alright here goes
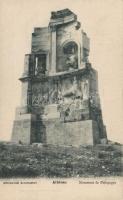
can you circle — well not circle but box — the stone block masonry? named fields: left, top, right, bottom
left=12, top=8, right=107, bottom=146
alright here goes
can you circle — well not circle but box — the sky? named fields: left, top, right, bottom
left=0, top=0, right=123, bottom=143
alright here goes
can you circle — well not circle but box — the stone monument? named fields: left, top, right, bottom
left=11, top=9, right=107, bottom=146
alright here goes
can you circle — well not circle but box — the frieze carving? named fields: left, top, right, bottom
left=58, top=98, right=89, bottom=122
left=62, top=77, right=81, bottom=99
left=32, top=83, right=49, bottom=106
left=31, top=77, right=90, bottom=108
left=32, top=94, right=48, bottom=106
left=49, top=84, right=58, bottom=104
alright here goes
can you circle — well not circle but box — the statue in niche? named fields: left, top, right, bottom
left=63, top=42, right=78, bottom=71
left=66, top=54, right=78, bottom=70
left=81, top=80, right=89, bottom=100
left=35, top=54, right=46, bottom=75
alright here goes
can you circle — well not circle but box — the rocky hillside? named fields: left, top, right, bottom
left=0, top=142, right=122, bottom=178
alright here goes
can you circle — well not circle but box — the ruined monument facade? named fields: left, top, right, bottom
left=12, top=9, right=107, bottom=146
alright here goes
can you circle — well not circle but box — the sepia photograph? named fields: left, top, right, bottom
left=0, top=0, right=123, bottom=199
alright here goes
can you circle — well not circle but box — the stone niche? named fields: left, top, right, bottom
left=11, top=9, right=107, bottom=146
left=57, top=41, right=78, bottom=72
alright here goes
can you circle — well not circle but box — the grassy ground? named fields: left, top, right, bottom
left=0, top=142, right=122, bottom=178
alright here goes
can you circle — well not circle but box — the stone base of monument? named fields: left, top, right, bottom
left=42, top=104, right=60, bottom=119
left=11, top=113, right=37, bottom=144
left=42, top=119, right=100, bottom=146
left=12, top=113, right=100, bottom=145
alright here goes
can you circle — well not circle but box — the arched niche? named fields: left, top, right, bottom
left=56, top=41, right=79, bottom=72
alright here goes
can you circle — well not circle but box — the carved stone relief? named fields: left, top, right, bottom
left=32, top=83, right=49, bottom=106
left=31, top=76, right=90, bottom=119
left=35, top=54, right=46, bottom=76
left=63, top=42, right=78, bottom=71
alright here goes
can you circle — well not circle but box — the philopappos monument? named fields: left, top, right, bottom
left=12, top=9, right=107, bottom=146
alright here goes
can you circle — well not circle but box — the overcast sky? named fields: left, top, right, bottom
left=0, top=0, right=123, bottom=143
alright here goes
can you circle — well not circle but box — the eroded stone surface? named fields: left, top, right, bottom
left=12, top=9, right=107, bottom=145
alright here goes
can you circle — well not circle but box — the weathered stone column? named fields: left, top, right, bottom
left=46, top=52, right=49, bottom=75
left=50, top=26, right=56, bottom=74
